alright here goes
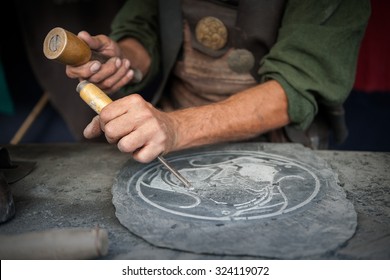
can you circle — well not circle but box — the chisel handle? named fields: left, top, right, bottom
left=43, top=27, right=143, bottom=83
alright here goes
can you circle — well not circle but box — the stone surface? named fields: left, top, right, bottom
left=1, top=143, right=388, bottom=259
left=112, top=143, right=357, bottom=259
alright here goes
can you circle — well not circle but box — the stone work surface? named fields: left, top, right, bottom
left=2, top=143, right=387, bottom=259
left=316, top=150, right=390, bottom=259
left=112, top=143, right=357, bottom=259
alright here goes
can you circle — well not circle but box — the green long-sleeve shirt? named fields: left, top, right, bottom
left=110, top=0, right=370, bottom=130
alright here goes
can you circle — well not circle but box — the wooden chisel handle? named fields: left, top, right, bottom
left=43, top=27, right=143, bottom=83
left=76, top=80, right=113, bottom=114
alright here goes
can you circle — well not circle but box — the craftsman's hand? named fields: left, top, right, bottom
left=83, top=94, right=178, bottom=163
left=84, top=81, right=290, bottom=163
left=65, top=31, right=135, bottom=94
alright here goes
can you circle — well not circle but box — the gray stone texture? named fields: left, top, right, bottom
left=0, top=143, right=388, bottom=259
left=112, top=143, right=357, bottom=259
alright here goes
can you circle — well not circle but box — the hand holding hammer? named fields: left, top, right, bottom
left=43, top=27, right=143, bottom=94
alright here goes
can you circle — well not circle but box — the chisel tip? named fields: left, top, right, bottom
left=157, top=156, right=192, bottom=188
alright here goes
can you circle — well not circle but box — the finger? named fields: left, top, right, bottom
left=88, top=57, right=121, bottom=84
left=99, top=99, right=130, bottom=126
left=118, top=137, right=163, bottom=164
left=116, top=129, right=146, bottom=155
left=102, top=68, right=135, bottom=94
left=118, top=119, right=167, bottom=163
left=99, top=94, right=145, bottom=124
left=98, top=59, right=132, bottom=93
left=66, top=61, right=101, bottom=79
left=77, top=31, right=104, bottom=51
left=83, top=116, right=102, bottom=139
left=132, top=143, right=162, bottom=163
left=103, top=114, right=136, bottom=144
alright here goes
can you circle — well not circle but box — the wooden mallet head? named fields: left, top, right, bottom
left=43, top=27, right=92, bottom=66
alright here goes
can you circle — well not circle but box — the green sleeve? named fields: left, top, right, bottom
left=109, top=0, right=160, bottom=95
left=258, top=0, right=370, bottom=130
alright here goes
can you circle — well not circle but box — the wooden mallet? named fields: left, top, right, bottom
left=43, top=27, right=143, bottom=83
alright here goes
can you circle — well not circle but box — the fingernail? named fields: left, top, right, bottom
left=127, top=69, right=134, bottom=78
left=124, top=59, right=130, bottom=69
left=90, top=63, right=101, bottom=73
left=115, top=58, right=122, bottom=68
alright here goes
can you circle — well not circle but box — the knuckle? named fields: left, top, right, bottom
left=129, top=93, right=144, bottom=104
left=147, top=118, right=159, bottom=131
left=133, top=152, right=152, bottom=164
left=157, top=132, right=168, bottom=145
left=99, top=109, right=109, bottom=123
left=101, top=79, right=114, bottom=89
left=117, top=141, right=133, bottom=154
left=103, top=123, right=115, bottom=138
left=88, top=75, right=102, bottom=84
left=106, top=59, right=118, bottom=72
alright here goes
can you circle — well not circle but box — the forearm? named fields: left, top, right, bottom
left=169, top=80, right=290, bottom=151
left=118, top=38, right=151, bottom=77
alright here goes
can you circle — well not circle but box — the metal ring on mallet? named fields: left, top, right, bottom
left=76, top=81, right=192, bottom=188
left=43, top=27, right=143, bottom=83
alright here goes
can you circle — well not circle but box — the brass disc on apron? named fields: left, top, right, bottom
left=195, top=16, right=228, bottom=50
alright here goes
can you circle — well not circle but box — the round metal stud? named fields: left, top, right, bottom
left=195, top=16, right=228, bottom=51
left=227, top=49, right=255, bottom=73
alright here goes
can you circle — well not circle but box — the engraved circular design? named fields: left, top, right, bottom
left=195, top=16, right=228, bottom=51
left=112, top=143, right=357, bottom=258
left=130, top=151, right=320, bottom=221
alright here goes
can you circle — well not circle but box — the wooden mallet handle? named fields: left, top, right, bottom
left=0, top=227, right=109, bottom=259
left=43, top=27, right=143, bottom=83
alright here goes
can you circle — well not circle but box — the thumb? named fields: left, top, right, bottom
left=83, top=115, right=103, bottom=139
left=77, top=31, right=104, bottom=52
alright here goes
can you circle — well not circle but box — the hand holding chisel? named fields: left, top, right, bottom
left=76, top=81, right=191, bottom=187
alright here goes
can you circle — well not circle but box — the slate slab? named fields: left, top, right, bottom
left=113, top=143, right=357, bottom=259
